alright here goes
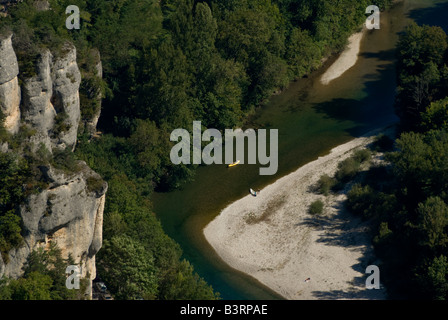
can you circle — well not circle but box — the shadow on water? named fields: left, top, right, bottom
left=312, top=48, right=399, bottom=137
left=408, top=1, right=448, bottom=32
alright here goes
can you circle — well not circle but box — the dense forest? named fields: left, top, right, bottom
left=0, top=0, right=393, bottom=299
left=345, top=22, right=448, bottom=300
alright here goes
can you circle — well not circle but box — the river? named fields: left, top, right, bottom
left=152, top=0, right=448, bottom=300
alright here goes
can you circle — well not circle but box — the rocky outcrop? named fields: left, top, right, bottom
left=0, top=32, right=106, bottom=298
left=51, top=43, right=82, bottom=150
left=1, top=162, right=107, bottom=295
left=21, top=43, right=81, bottom=152
left=0, top=33, right=21, bottom=134
left=21, top=49, right=56, bottom=152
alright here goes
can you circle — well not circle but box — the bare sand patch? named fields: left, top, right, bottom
left=320, top=29, right=366, bottom=85
left=204, top=130, right=390, bottom=300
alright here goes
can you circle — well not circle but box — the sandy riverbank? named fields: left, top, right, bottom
left=204, top=130, right=390, bottom=300
left=320, top=29, right=366, bottom=85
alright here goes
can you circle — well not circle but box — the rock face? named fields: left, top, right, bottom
left=0, top=32, right=106, bottom=298
left=21, top=43, right=81, bottom=152
left=2, top=163, right=107, bottom=295
left=21, top=49, right=56, bottom=151
left=51, top=43, right=82, bottom=150
left=0, top=33, right=21, bottom=134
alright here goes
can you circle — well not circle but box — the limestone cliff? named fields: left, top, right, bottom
left=2, top=163, right=107, bottom=295
left=0, top=33, right=107, bottom=298
left=21, top=42, right=82, bottom=153
left=0, top=33, right=20, bottom=134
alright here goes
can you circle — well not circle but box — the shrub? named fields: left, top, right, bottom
left=53, top=112, right=71, bottom=135
left=86, top=175, right=105, bottom=194
left=353, top=148, right=371, bottom=164
left=51, top=148, right=80, bottom=173
left=308, top=199, right=324, bottom=215
left=0, top=109, right=8, bottom=143
left=335, top=157, right=361, bottom=183
left=372, top=134, right=394, bottom=152
left=373, top=222, right=393, bottom=246
left=35, top=143, right=52, bottom=165
left=317, top=174, right=336, bottom=196
left=346, top=183, right=375, bottom=216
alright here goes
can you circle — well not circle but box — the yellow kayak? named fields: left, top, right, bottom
left=228, top=160, right=240, bottom=168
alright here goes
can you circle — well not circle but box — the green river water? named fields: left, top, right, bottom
left=152, top=0, right=448, bottom=300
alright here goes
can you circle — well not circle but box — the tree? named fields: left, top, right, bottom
left=7, top=272, right=53, bottom=300
left=286, top=27, right=321, bottom=78
left=395, top=23, right=448, bottom=129
left=159, top=260, right=220, bottom=300
left=388, top=130, right=448, bottom=207
left=0, top=152, right=30, bottom=262
left=417, top=197, right=448, bottom=250
left=421, top=97, right=448, bottom=131
left=129, top=119, right=165, bottom=179
left=22, top=243, right=87, bottom=300
left=0, top=243, right=88, bottom=300
left=419, top=255, right=448, bottom=300
left=97, top=235, right=158, bottom=300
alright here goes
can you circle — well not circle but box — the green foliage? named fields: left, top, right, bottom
left=372, top=134, right=394, bottom=152
left=76, top=137, right=219, bottom=300
left=286, top=27, right=321, bottom=78
left=308, top=199, right=324, bottom=215
left=97, top=235, right=158, bottom=300
left=419, top=255, right=448, bottom=300
left=2, top=272, right=53, bottom=300
left=35, top=143, right=52, bottom=165
left=128, top=119, right=165, bottom=179
left=347, top=129, right=448, bottom=299
left=0, top=152, right=31, bottom=262
left=416, top=197, right=448, bottom=250
left=335, top=157, right=361, bottom=183
left=316, top=174, right=335, bottom=196
left=4, top=0, right=392, bottom=301
left=0, top=243, right=88, bottom=300
left=159, top=259, right=218, bottom=300
left=0, top=212, right=23, bottom=263
left=0, top=110, right=8, bottom=143
left=53, top=112, right=71, bottom=135
left=346, top=24, right=448, bottom=296
left=395, top=23, right=448, bottom=130
left=387, top=130, right=448, bottom=205
left=352, top=149, right=371, bottom=164
left=79, top=74, right=103, bottom=122
left=421, top=97, right=448, bottom=132
left=373, top=222, right=393, bottom=247
left=51, top=147, right=80, bottom=174
left=85, top=175, right=105, bottom=195
left=331, top=148, right=372, bottom=190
